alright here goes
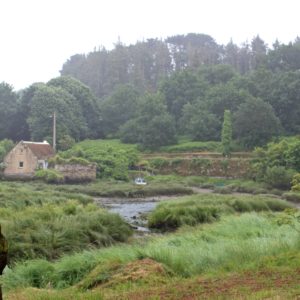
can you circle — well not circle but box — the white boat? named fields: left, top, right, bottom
left=134, top=177, right=147, bottom=185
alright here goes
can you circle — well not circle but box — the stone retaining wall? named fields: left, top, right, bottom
left=55, top=164, right=97, bottom=182
left=150, top=158, right=251, bottom=178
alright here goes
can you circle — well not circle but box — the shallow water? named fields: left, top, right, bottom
left=107, top=202, right=157, bottom=232
left=94, top=196, right=174, bottom=232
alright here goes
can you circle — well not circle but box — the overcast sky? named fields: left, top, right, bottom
left=1, top=0, right=299, bottom=90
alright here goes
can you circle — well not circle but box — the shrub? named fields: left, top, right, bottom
left=264, top=166, right=296, bottom=189
left=291, top=173, right=300, bottom=192
left=60, top=140, right=138, bottom=181
left=149, top=158, right=169, bottom=169
left=35, top=169, right=64, bottom=184
left=283, top=192, right=300, bottom=203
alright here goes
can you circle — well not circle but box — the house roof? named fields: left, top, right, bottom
left=22, top=141, right=55, bottom=159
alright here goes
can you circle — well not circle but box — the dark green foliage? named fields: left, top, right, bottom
left=120, top=93, right=176, bottom=150
left=35, top=169, right=65, bottom=184
left=0, top=139, right=14, bottom=161
left=60, top=140, right=138, bottom=180
left=291, top=173, right=300, bottom=192
left=264, top=166, right=296, bottom=189
left=57, top=135, right=75, bottom=151
left=233, top=97, right=281, bottom=148
left=48, top=76, right=102, bottom=139
left=49, top=155, right=90, bottom=166
left=0, top=83, right=18, bottom=140
left=221, top=110, right=232, bottom=156
left=100, top=85, right=140, bottom=136
left=180, top=102, right=221, bottom=141
left=159, top=70, right=207, bottom=123
left=28, top=84, right=88, bottom=141
left=252, top=137, right=300, bottom=181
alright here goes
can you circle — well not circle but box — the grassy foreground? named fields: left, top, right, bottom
left=3, top=212, right=300, bottom=299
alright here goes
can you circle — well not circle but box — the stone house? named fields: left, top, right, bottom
left=3, top=141, right=55, bottom=178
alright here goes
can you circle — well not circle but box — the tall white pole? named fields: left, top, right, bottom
left=53, top=111, right=56, bottom=152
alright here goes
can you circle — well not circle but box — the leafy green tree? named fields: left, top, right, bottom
left=48, top=76, right=102, bottom=138
left=120, top=93, right=176, bottom=149
left=180, top=102, right=220, bottom=141
left=14, top=83, right=44, bottom=141
left=57, top=135, right=76, bottom=151
left=205, top=83, right=249, bottom=120
left=199, top=65, right=237, bottom=85
left=267, top=71, right=300, bottom=134
left=0, top=139, right=14, bottom=161
left=0, top=82, right=18, bottom=140
left=27, top=84, right=87, bottom=141
left=100, top=85, right=140, bottom=136
left=159, top=70, right=207, bottom=124
left=233, top=97, right=281, bottom=148
left=221, top=110, right=232, bottom=156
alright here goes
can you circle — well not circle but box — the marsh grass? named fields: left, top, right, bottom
left=1, top=200, right=132, bottom=262
left=148, top=194, right=293, bottom=230
left=0, top=181, right=93, bottom=209
left=53, top=179, right=193, bottom=198
left=3, top=213, right=300, bottom=291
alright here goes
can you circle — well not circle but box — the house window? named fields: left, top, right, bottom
left=19, top=162, right=24, bottom=168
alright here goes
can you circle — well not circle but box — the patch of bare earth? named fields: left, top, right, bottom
left=113, top=268, right=300, bottom=300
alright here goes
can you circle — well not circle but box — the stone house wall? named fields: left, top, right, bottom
left=4, top=143, right=38, bottom=178
left=55, top=164, right=97, bottom=182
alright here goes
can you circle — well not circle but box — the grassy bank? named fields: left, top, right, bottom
left=3, top=212, right=300, bottom=298
left=148, top=193, right=293, bottom=230
left=53, top=179, right=194, bottom=198
left=0, top=181, right=93, bottom=209
left=1, top=200, right=132, bottom=262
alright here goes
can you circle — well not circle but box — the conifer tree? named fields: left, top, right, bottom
left=221, top=110, right=232, bottom=156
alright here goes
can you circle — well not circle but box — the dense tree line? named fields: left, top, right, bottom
left=0, top=33, right=300, bottom=150
left=61, top=33, right=300, bottom=98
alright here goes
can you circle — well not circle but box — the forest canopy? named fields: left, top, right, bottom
left=1, top=33, right=300, bottom=150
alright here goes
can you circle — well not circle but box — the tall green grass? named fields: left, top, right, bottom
left=3, top=212, right=300, bottom=290
left=148, top=194, right=293, bottom=230
left=53, top=179, right=193, bottom=198
left=1, top=200, right=132, bottom=262
left=159, top=141, right=222, bottom=152
left=0, top=181, right=93, bottom=209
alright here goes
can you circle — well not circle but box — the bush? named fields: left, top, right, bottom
left=60, top=140, right=138, bottom=181
left=35, top=169, right=64, bottom=184
left=264, top=166, right=296, bottom=189
left=283, top=192, right=300, bottom=203
left=291, top=173, right=300, bottom=192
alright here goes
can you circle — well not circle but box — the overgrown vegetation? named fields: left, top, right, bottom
left=2, top=201, right=132, bottom=261
left=3, top=212, right=300, bottom=293
left=148, top=194, right=293, bottom=230
left=0, top=181, right=132, bottom=261
left=59, top=139, right=139, bottom=180
left=252, top=137, right=300, bottom=188
left=35, top=169, right=64, bottom=184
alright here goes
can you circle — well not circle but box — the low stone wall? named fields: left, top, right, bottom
left=55, top=164, right=97, bottom=182
left=149, top=158, right=251, bottom=178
